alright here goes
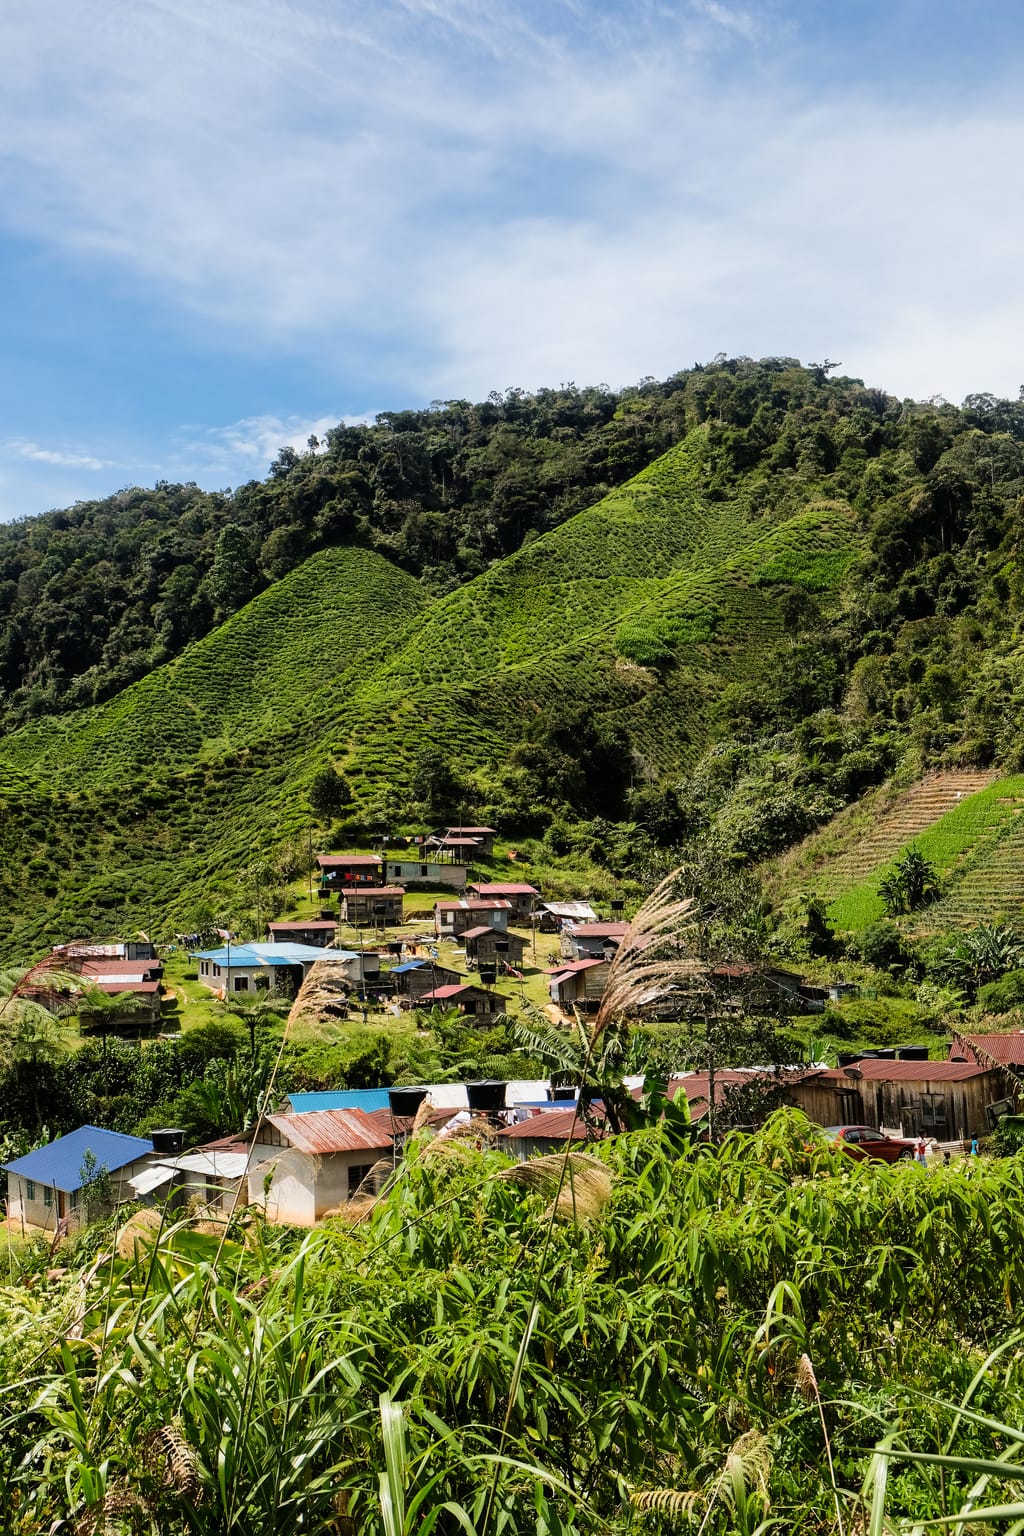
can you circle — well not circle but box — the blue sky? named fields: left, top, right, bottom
left=2, top=0, right=1023, bottom=521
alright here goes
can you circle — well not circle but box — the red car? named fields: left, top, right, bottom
left=824, top=1125, right=919, bottom=1162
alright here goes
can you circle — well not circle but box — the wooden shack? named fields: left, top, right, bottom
left=388, top=959, right=464, bottom=1003
left=462, top=927, right=527, bottom=967
left=548, top=958, right=610, bottom=1012
left=785, top=1059, right=1001, bottom=1140
left=343, top=886, right=405, bottom=925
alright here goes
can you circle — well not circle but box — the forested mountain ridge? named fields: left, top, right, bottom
left=4, top=356, right=1024, bottom=953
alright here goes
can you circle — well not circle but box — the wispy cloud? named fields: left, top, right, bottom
left=172, top=413, right=350, bottom=482
left=7, top=441, right=109, bottom=471
left=1, top=0, right=1024, bottom=524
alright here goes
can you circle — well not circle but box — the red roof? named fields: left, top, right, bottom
left=499, top=1107, right=606, bottom=1142
left=420, top=984, right=494, bottom=1003
left=569, top=922, right=629, bottom=938
left=445, top=827, right=496, bottom=836
left=317, top=855, right=382, bottom=868
left=461, top=925, right=499, bottom=940
left=345, top=886, right=405, bottom=897
left=958, top=1033, right=1024, bottom=1066
left=436, top=899, right=513, bottom=911
left=469, top=883, right=539, bottom=897
left=549, top=958, right=606, bottom=975
left=80, top=958, right=158, bottom=976
left=265, top=1108, right=393, bottom=1154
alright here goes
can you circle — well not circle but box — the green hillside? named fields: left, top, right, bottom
left=0, top=426, right=862, bottom=954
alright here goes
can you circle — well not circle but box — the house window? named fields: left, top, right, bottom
left=234, top=976, right=250, bottom=992
left=421, top=865, right=428, bottom=876
left=213, top=964, right=221, bottom=977
left=25, top=1179, right=35, bottom=1201
left=348, top=1164, right=373, bottom=1196
left=920, top=1093, right=947, bottom=1132
left=43, top=1187, right=53, bottom=1208
left=200, top=960, right=209, bottom=976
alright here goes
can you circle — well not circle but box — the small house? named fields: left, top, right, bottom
left=266, top=920, right=338, bottom=947
left=192, top=942, right=352, bottom=998
left=129, top=1142, right=251, bottom=1214
left=561, top=921, right=629, bottom=961
left=497, top=1106, right=607, bottom=1162
left=785, top=1058, right=1001, bottom=1140
left=385, top=858, right=469, bottom=891
left=388, top=958, right=464, bottom=1003
left=462, top=927, right=527, bottom=968
left=248, top=1109, right=394, bottom=1224
left=418, top=983, right=505, bottom=1018
left=342, top=886, right=405, bottom=926
left=2, top=1125, right=156, bottom=1232
left=549, top=958, right=610, bottom=1011
left=537, top=900, right=599, bottom=933
left=467, top=883, right=539, bottom=921
left=316, top=854, right=385, bottom=892
left=426, top=835, right=486, bottom=865
left=435, top=899, right=512, bottom=937
left=440, top=826, right=497, bottom=857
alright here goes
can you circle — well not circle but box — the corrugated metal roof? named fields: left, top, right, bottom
left=959, top=1033, right=1024, bottom=1066
left=436, top=899, right=513, bottom=911
left=90, top=980, right=160, bottom=994
left=542, top=902, right=598, bottom=921
left=173, top=1151, right=251, bottom=1179
left=2, top=1125, right=153, bottom=1192
left=469, top=883, right=539, bottom=896
left=818, top=1060, right=992, bottom=1082
left=499, top=1107, right=606, bottom=1142
left=345, top=886, right=406, bottom=897
left=286, top=1088, right=392, bottom=1114
left=568, top=922, right=629, bottom=937
left=317, top=855, right=382, bottom=867
left=129, top=1164, right=176, bottom=1196
left=193, top=942, right=355, bottom=966
left=266, top=1108, right=394, bottom=1154
left=268, top=921, right=338, bottom=931
left=549, top=958, right=606, bottom=975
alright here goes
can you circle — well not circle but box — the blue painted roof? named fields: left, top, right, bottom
left=192, top=942, right=357, bottom=966
left=285, top=1089, right=392, bottom=1114
left=2, top=1125, right=154, bottom=1193
left=390, top=960, right=427, bottom=974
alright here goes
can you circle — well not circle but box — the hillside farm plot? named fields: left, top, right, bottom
left=825, top=775, right=1024, bottom=931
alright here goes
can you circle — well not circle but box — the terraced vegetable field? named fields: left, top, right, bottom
left=776, top=772, right=1024, bottom=932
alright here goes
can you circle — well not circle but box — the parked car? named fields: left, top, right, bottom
left=823, top=1124, right=918, bottom=1162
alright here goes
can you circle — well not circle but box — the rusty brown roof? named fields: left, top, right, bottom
left=345, top=885, right=406, bottom=897
left=957, top=1033, right=1024, bottom=1066
left=569, top=922, right=629, bottom=937
left=468, top=883, right=540, bottom=896
left=817, top=1059, right=992, bottom=1082
left=499, top=1107, right=606, bottom=1141
left=267, top=1108, right=394, bottom=1154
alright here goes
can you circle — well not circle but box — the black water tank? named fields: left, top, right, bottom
left=898, top=1045, right=930, bottom=1061
left=388, top=1087, right=429, bottom=1118
left=150, top=1127, right=185, bottom=1156
left=875, top=1048, right=897, bottom=1060
left=466, top=1080, right=507, bottom=1113
left=549, top=1083, right=577, bottom=1101
left=836, top=1052, right=862, bottom=1068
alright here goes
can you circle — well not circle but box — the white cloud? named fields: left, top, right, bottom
left=171, top=413, right=347, bottom=482
left=0, top=0, right=1022, bottom=447
left=7, top=441, right=109, bottom=471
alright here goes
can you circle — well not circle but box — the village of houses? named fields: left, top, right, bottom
left=4, top=823, right=1021, bottom=1236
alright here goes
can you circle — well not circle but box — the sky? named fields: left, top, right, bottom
left=1, top=0, right=1023, bottom=521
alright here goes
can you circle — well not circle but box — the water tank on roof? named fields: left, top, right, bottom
left=150, top=1128, right=185, bottom=1156
left=875, top=1048, right=897, bottom=1060
left=549, top=1083, right=577, bottom=1101
left=899, top=1045, right=930, bottom=1061
left=836, top=1052, right=862, bottom=1068
left=466, top=1080, right=507, bottom=1114
left=388, top=1087, right=429, bottom=1118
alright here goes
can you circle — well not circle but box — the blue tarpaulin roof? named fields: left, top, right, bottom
left=2, top=1125, right=154, bottom=1193
left=285, top=1089, right=393, bottom=1114
left=389, top=961, right=428, bottom=974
